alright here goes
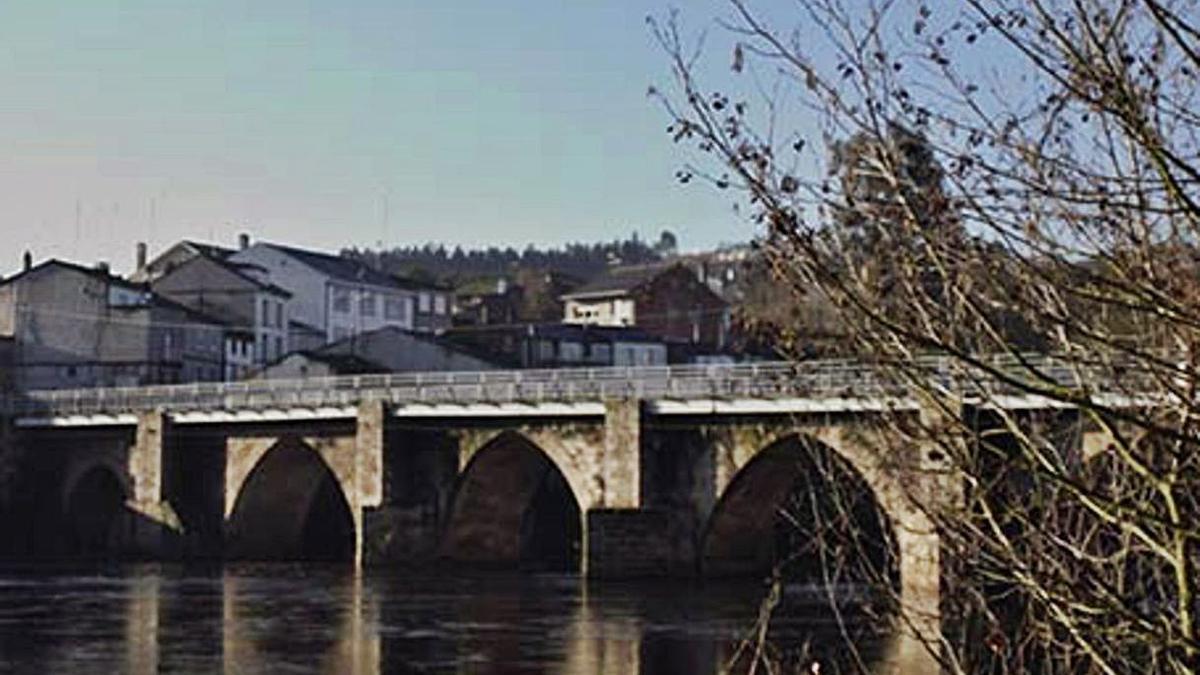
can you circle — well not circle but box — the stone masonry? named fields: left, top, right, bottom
left=7, top=395, right=956, bottom=638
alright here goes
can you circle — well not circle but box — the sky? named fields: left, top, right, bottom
left=0, top=0, right=749, bottom=275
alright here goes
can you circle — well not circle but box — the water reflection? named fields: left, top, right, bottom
left=0, top=566, right=934, bottom=674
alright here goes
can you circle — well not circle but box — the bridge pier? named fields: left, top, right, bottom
left=353, top=400, right=386, bottom=569
left=586, top=399, right=677, bottom=577
left=127, top=410, right=182, bottom=556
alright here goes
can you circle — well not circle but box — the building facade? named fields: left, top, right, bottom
left=149, top=252, right=291, bottom=368
left=561, top=263, right=732, bottom=350
left=228, top=240, right=452, bottom=344
left=453, top=277, right=524, bottom=327
left=0, top=259, right=226, bottom=389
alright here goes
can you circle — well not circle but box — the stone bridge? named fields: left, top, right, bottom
left=0, top=358, right=1100, bottom=634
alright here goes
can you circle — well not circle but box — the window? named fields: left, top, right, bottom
left=332, top=287, right=351, bottom=314
left=418, top=292, right=431, bottom=313
left=275, top=336, right=283, bottom=358
left=592, top=344, right=611, bottom=363
left=275, top=302, right=283, bottom=328
left=433, top=294, right=447, bottom=315
left=560, top=341, right=583, bottom=362
left=384, top=296, right=408, bottom=322
left=262, top=298, right=272, bottom=327
left=360, top=291, right=376, bottom=317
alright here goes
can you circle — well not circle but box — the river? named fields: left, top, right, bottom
left=0, top=564, right=936, bottom=674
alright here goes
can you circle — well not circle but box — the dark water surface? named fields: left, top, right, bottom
left=0, top=565, right=931, bottom=674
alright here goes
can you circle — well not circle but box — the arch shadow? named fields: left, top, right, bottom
left=701, top=434, right=900, bottom=593
left=226, top=438, right=355, bottom=561
left=64, top=464, right=129, bottom=556
left=440, top=432, right=583, bottom=571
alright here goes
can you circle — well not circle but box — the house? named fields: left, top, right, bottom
left=147, top=246, right=292, bottom=369
left=227, top=236, right=452, bottom=344
left=453, top=276, right=524, bottom=326
left=0, top=258, right=227, bottom=389
left=561, top=263, right=731, bottom=350
left=453, top=270, right=583, bottom=326
left=130, top=238, right=237, bottom=283
left=443, top=323, right=668, bottom=369
left=257, top=325, right=500, bottom=379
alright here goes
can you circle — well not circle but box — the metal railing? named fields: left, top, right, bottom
left=0, top=354, right=1099, bottom=419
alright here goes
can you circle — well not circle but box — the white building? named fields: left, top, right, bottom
left=227, top=238, right=451, bottom=345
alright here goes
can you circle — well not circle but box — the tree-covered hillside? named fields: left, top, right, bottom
left=342, top=231, right=678, bottom=285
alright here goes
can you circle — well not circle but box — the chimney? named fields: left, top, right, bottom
left=95, top=261, right=110, bottom=275
left=22, top=251, right=32, bottom=272
left=238, top=233, right=250, bottom=250
left=135, top=242, right=148, bottom=273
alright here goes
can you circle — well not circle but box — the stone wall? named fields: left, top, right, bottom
left=586, top=509, right=673, bottom=577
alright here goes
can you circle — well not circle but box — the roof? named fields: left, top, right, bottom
left=182, top=240, right=235, bottom=260
left=315, top=324, right=501, bottom=363
left=162, top=253, right=291, bottom=298
left=529, top=323, right=665, bottom=344
left=288, top=319, right=325, bottom=335
left=262, top=324, right=502, bottom=375
left=446, top=322, right=665, bottom=345
left=259, top=243, right=446, bottom=292
left=560, top=263, right=673, bottom=300
left=281, top=351, right=386, bottom=374
left=1, top=258, right=145, bottom=289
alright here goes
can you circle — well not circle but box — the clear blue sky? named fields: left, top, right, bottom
left=0, top=0, right=746, bottom=274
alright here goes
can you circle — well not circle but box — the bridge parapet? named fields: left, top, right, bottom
left=2, top=354, right=1096, bottom=423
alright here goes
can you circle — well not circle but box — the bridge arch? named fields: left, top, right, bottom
left=441, top=431, right=585, bottom=570
left=63, top=463, right=130, bottom=555
left=703, top=425, right=940, bottom=623
left=226, top=437, right=355, bottom=561
left=702, top=432, right=900, bottom=585
left=61, top=455, right=131, bottom=518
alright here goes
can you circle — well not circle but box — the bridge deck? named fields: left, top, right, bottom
left=0, top=356, right=1101, bottom=427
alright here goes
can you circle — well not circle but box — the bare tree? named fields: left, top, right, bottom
left=654, top=0, right=1200, bottom=672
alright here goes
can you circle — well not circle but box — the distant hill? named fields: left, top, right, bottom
left=341, top=232, right=677, bottom=285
